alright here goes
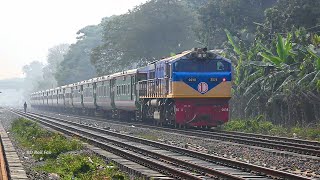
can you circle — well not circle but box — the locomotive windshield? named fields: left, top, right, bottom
left=173, top=59, right=230, bottom=72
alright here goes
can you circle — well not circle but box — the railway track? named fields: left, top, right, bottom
left=11, top=109, right=313, bottom=180
left=31, top=109, right=320, bottom=157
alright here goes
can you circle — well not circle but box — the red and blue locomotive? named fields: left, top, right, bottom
left=30, top=48, right=232, bottom=128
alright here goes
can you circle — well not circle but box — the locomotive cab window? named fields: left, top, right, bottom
left=173, top=59, right=230, bottom=72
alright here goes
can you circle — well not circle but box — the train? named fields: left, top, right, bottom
left=30, top=48, right=232, bottom=128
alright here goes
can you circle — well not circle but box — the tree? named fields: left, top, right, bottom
left=226, top=28, right=320, bottom=126
left=22, top=61, right=44, bottom=99
left=55, top=25, right=102, bottom=86
left=40, top=44, right=69, bottom=89
left=196, top=0, right=276, bottom=48
left=91, top=0, right=197, bottom=76
left=264, top=0, right=320, bottom=33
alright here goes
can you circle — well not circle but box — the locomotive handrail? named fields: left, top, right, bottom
left=137, top=78, right=167, bottom=97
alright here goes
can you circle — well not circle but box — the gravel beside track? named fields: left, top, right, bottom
left=32, top=109, right=320, bottom=179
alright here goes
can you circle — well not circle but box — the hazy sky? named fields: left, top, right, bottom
left=0, top=0, right=148, bottom=80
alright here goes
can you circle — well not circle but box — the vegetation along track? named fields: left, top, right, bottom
left=32, top=109, right=320, bottom=157
left=10, top=109, right=313, bottom=180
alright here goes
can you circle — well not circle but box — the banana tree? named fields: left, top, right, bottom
left=259, top=34, right=296, bottom=67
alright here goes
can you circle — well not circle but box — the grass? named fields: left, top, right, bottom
left=36, top=154, right=127, bottom=180
left=11, top=118, right=128, bottom=180
left=223, top=116, right=320, bottom=141
left=11, top=118, right=82, bottom=159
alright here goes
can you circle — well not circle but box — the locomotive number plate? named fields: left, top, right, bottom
left=187, top=78, right=197, bottom=82
left=210, top=78, right=218, bottom=82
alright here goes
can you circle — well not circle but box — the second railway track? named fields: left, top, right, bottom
left=11, top=109, right=314, bottom=180
left=31, top=109, right=320, bottom=157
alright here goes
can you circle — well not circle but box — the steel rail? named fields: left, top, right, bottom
left=12, top=111, right=207, bottom=180
left=13, top=110, right=314, bottom=180
left=12, top=110, right=247, bottom=180
left=210, top=129, right=320, bottom=147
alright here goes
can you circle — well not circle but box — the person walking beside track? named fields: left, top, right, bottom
left=24, top=102, right=27, bottom=113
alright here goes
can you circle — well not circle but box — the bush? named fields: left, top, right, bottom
left=223, top=117, right=320, bottom=141
left=223, top=116, right=275, bottom=134
left=37, top=154, right=128, bottom=180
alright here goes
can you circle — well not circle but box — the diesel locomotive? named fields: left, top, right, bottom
left=30, top=48, right=232, bottom=127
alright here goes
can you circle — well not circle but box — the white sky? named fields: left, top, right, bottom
left=0, top=0, right=148, bottom=80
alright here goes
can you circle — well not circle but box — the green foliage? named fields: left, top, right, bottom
left=223, top=116, right=274, bottom=134
left=227, top=27, right=320, bottom=126
left=91, top=0, right=197, bottom=76
left=37, top=154, right=128, bottom=180
left=264, top=0, right=320, bottom=33
left=259, top=34, right=295, bottom=66
left=11, top=118, right=82, bottom=159
left=307, top=45, right=320, bottom=70
left=56, top=25, right=101, bottom=85
left=224, top=118, right=320, bottom=141
left=40, top=44, right=70, bottom=89
left=225, top=29, right=241, bottom=55
left=12, top=118, right=127, bottom=179
left=197, top=0, right=275, bottom=48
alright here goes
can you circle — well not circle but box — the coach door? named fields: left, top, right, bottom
left=80, top=85, right=84, bottom=106
left=131, top=76, right=134, bottom=100
left=110, top=78, right=116, bottom=108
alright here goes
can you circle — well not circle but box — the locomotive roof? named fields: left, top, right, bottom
left=160, top=50, right=192, bottom=62
left=140, top=49, right=231, bottom=69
